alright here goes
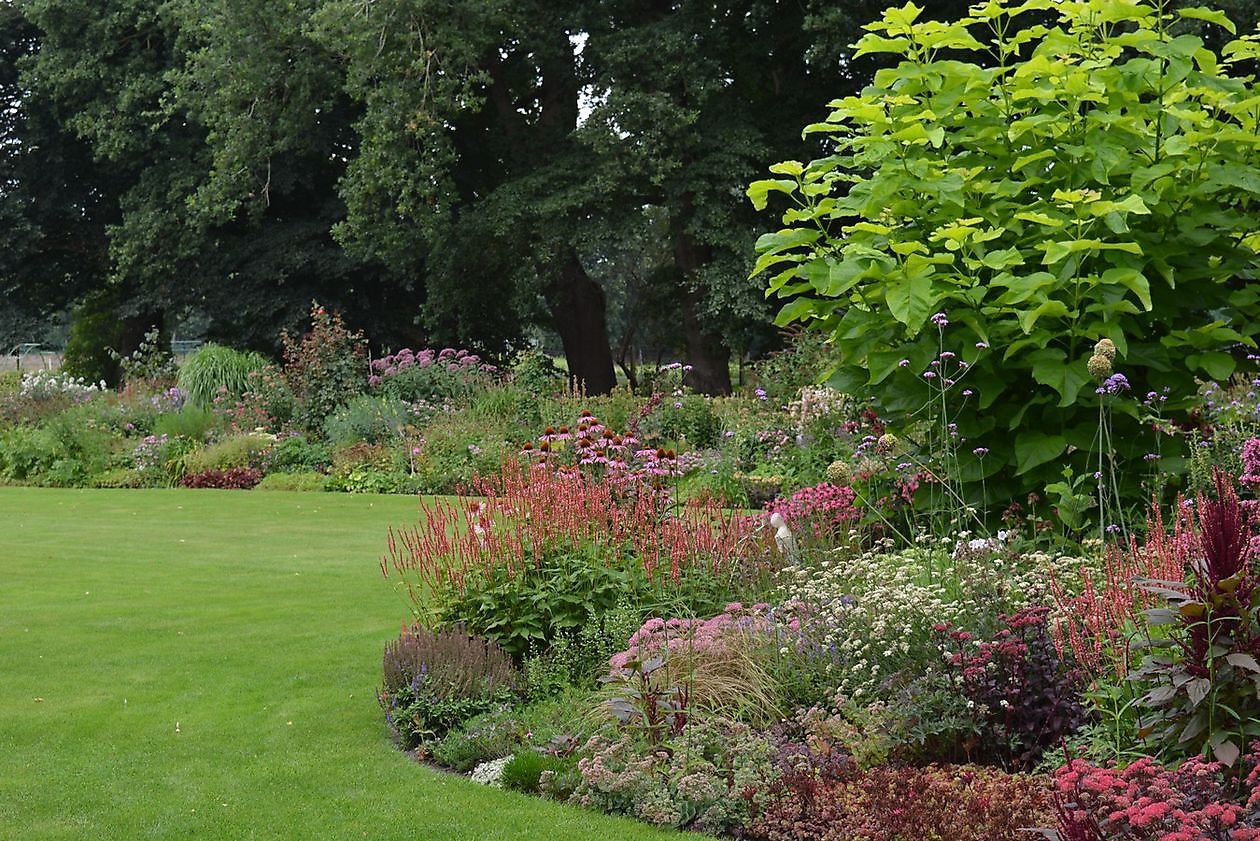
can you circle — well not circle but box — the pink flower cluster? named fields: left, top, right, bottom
left=523, top=410, right=703, bottom=487
left=765, top=482, right=860, bottom=537
left=608, top=602, right=782, bottom=671
left=1241, top=438, right=1260, bottom=490
left=1054, top=748, right=1260, bottom=840
left=367, top=347, right=495, bottom=387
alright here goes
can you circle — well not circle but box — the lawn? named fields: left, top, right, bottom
left=0, top=487, right=677, bottom=841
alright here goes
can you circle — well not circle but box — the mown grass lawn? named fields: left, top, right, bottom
left=0, top=488, right=677, bottom=841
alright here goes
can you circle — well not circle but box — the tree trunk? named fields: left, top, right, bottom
left=673, top=232, right=732, bottom=396
left=546, top=251, right=617, bottom=395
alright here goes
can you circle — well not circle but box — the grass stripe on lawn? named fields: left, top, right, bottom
left=0, top=487, right=677, bottom=841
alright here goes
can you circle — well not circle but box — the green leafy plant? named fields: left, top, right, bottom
left=178, top=344, right=267, bottom=408
left=322, top=395, right=411, bottom=446
left=282, top=302, right=367, bottom=434
left=181, top=433, right=271, bottom=474
left=1130, top=471, right=1260, bottom=768
left=751, top=0, right=1260, bottom=509
left=61, top=292, right=124, bottom=386
left=109, top=326, right=177, bottom=386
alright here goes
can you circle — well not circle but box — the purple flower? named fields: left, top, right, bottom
left=976, top=341, right=989, bottom=349
left=962, top=388, right=974, bottom=397
left=755, top=388, right=768, bottom=401
left=1096, top=372, right=1131, bottom=395
left=898, top=359, right=910, bottom=368
left=973, top=447, right=989, bottom=457
left=931, top=312, right=949, bottom=327
left=923, top=371, right=937, bottom=379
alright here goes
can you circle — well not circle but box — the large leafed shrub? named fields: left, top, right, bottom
left=751, top=0, right=1260, bottom=507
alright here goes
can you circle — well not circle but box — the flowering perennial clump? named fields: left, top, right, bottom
left=19, top=371, right=107, bottom=400
left=1053, top=747, right=1260, bottom=840
left=764, top=482, right=859, bottom=538
left=383, top=459, right=772, bottom=614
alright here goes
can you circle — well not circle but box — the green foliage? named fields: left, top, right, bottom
left=89, top=466, right=151, bottom=489
left=323, top=395, right=411, bottom=447
left=0, top=370, right=22, bottom=396
left=750, top=329, right=835, bottom=404
left=435, top=544, right=652, bottom=662
left=510, top=350, right=565, bottom=397
left=153, top=405, right=219, bottom=442
left=178, top=344, right=267, bottom=408
left=260, top=434, right=330, bottom=474
left=110, top=326, right=176, bottom=386
left=282, top=303, right=367, bottom=435
left=1129, top=475, right=1260, bottom=767
left=752, top=0, right=1260, bottom=508
left=501, top=751, right=572, bottom=795
left=652, top=395, right=721, bottom=449
left=254, top=471, right=328, bottom=492
left=181, top=433, right=271, bottom=474
left=431, top=704, right=522, bottom=772
left=61, top=295, right=123, bottom=386
left=0, top=406, right=119, bottom=487
left=0, top=425, right=57, bottom=482
left=524, top=601, right=643, bottom=697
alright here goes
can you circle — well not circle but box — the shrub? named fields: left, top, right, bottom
left=323, top=395, right=412, bottom=446
left=61, top=293, right=123, bottom=386
left=181, top=433, right=271, bottom=475
left=110, top=326, right=177, bottom=387
left=259, top=434, right=330, bottom=474
left=651, top=394, right=721, bottom=449
left=254, top=472, right=328, bottom=492
left=90, top=467, right=151, bottom=489
left=378, top=624, right=521, bottom=748
left=510, top=350, right=564, bottom=397
left=178, top=344, right=268, bottom=408
left=749, top=329, right=835, bottom=405
left=282, top=302, right=367, bottom=434
left=214, top=364, right=295, bottom=434
left=179, top=467, right=262, bottom=489
left=524, top=601, right=642, bottom=697
left=0, top=425, right=57, bottom=483
left=751, top=0, right=1260, bottom=509
left=431, top=704, right=523, bottom=771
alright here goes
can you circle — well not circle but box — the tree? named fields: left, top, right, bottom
left=12, top=0, right=425, bottom=354
left=752, top=0, right=1260, bottom=506
left=0, top=3, right=115, bottom=345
